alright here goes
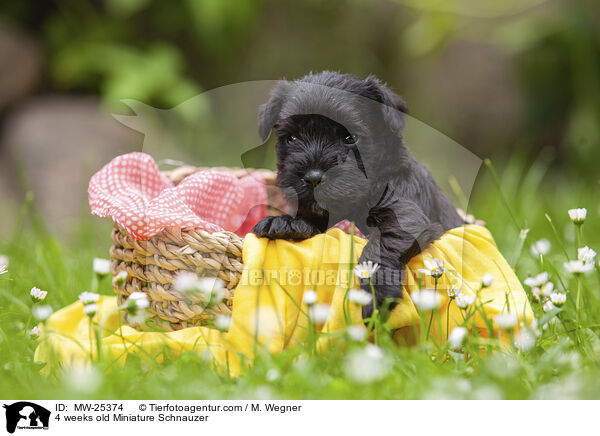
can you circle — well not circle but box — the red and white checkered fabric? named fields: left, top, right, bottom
left=88, top=153, right=267, bottom=240
left=332, top=220, right=365, bottom=238
left=89, top=152, right=365, bottom=241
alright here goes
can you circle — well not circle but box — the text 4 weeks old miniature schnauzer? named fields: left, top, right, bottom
left=253, top=71, right=464, bottom=318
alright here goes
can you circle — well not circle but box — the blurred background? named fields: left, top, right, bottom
left=0, top=0, right=599, bottom=241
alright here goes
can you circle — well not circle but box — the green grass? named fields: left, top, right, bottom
left=1, top=152, right=600, bottom=400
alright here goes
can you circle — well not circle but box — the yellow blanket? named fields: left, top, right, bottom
left=35, top=225, right=532, bottom=376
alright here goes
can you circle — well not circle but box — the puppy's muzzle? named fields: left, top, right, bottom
left=303, top=169, right=324, bottom=188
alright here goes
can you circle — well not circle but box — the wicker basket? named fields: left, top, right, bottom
left=109, top=164, right=484, bottom=332
left=109, top=166, right=287, bottom=331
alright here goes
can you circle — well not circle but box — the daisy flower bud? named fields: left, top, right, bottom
left=448, top=326, right=468, bottom=350
left=530, top=239, right=551, bottom=257
left=550, top=292, right=567, bottom=307
left=83, top=303, right=98, bottom=317
left=568, top=208, right=587, bottom=224
left=113, top=270, right=128, bottom=287
left=481, top=273, right=494, bottom=288
left=214, top=314, right=232, bottom=332
left=30, top=287, right=48, bottom=303
left=92, top=258, right=111, bottom=276
left=29, top=326, right=41, bottom=338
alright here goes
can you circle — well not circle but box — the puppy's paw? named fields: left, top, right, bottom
left=253, top=215, right=321, bottom=240
left=360, top=270, right=403, bottom=320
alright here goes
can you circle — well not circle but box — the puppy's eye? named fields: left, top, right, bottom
left=343, top=135, right=358, bottom=145
left=286, top=135, right=298, bottom=144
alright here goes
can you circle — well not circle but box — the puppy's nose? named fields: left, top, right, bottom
left=303, top=169, right=324, bottom=188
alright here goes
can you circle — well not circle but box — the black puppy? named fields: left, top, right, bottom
left=253, top=71, right=463, bottom=317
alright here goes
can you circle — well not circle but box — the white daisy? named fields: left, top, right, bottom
left=214, top=314, right=232, bottom=332
left=353, top=261, right=380, bottom=279
left=0, top=265, right=7, bottom=275
left=417, top=258, right=445, bottom=279
left=550, top=292, right=567, bottom=307
left=173, top=271, right=200, bottom=292
left=303, top=290, right=318, bottom=305
left=446, top=285, right=459, bottom=299
left=448, top=326, right=468, bottom=351
left=455, top=292, right=476, bottom=309
left=539, top=281, right=554, bottom=297
left=112, top=270, right=128, bottom=287
left=127, top=292, right=149, bottom=308
left=127, top=311, right=148, bottom=325
left=308, top=303, right=331, bottom=324
left=543, top=300, right=555, bottom=312
left=266, top=368, right=280, bottom=382
left=514, top=329, right=535, bottom=351
left=410, top=289, right=442, bottom=311
left=568, top=208, right=587, bottom=224
left=494, top=312, right=518, bottom=329
left=481, top=273, right=494, bottom=288
left=78, top=291, right=100, bottom=305
left=197, top=277, right=226, bottom=304
left=0, top=254, right=8, bottom=268
left=578, top=246, right=597, bottom=264
left=33, top=305, right=53, bottom=321
left=126, top=293, right=149, bottom=324
left=564, top=260, right=594, bottom=275
left=30, top=287, right=48, bottom=303
left=347, top=324, right=368, bottom=341
left=344, top=344, right=390, bottom=383
left=523, top=272, right=549, bottom=288
left=347, top=289, right=373, bottom=306
left=530, top=239, right=551, bottom=257
left=92, top=258, right=111, bottom=276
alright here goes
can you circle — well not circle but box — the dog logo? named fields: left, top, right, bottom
left=2, top=402, right=50, bottom=433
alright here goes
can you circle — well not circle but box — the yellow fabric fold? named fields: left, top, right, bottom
left=35, top=225, right=532, bottom=376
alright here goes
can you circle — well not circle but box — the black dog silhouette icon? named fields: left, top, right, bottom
left=3, top=402, right=50, bottom=433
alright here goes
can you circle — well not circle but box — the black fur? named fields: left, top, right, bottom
left=253, top=71, right=464, bottom=318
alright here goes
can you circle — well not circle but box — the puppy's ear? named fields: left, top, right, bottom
left=258, top=81, right=290, bottom=142
left=364, top=75, right=408, bottom=135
